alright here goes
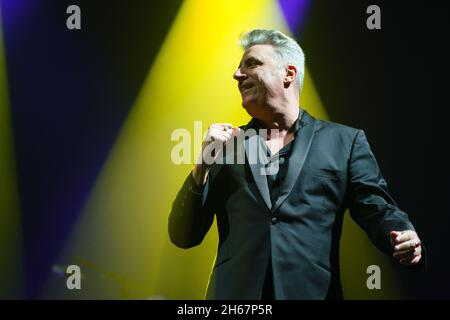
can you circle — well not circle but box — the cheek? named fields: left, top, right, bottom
left=254, top=75, right=268, bottom=92
left=259, top=71, right=280, bottom=88
left=269, top=73, right=285, bottom=92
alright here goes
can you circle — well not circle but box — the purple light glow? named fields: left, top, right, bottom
left=277, top=0, right=311, bottom=35
left=0, top=0, right=39, bottom=29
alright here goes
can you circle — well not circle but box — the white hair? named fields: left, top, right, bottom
left=239, top=29, right=305, bottom=94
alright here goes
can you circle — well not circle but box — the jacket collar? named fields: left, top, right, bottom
left=243, top=109, right=316, bottom=212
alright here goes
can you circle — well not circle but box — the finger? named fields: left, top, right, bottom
left=394, top=235, right=420, bottom=250
left=400, top=255, right=421, bottom=266
left=210, top=130, right=232, bottom=140
left=395, top=231, right=416, bottom=243
left=410, top=255, right=422, bottom=265
left=393, top=249, right=416, bottom=260
left=231, top=127, right=241, bottom=137
left=394, top=239, right=418, bottom=251
left=209, top=126, right=233, bottom=136
left=393, top=246, right=419, bottom=256
left=207, top=125, right=233, bottom=139
left=394, top=244, right=422, bottom=259
left=390, top=231, right=401, bottom=244
left=390, top=230, right=400, bottom=239
left=207, top=131, right=232, bottom=142
left=210, top=135, right=229, bottom=143
left=204, top=136, right=227, bottom=146
left=209, top=123, right=233, bottom=130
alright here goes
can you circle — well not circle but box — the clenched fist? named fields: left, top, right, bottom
left=390, top=230, right=422, bottom=266
left=192, top=123, right=240, bottom=190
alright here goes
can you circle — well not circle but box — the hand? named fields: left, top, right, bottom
left=192, top=123, right=240, bottom=188
left=390, top=230, right=422, bottom=266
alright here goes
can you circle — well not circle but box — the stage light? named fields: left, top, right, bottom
left=40, top=0, right=403, bottom=299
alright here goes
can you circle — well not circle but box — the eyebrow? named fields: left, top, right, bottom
left=238, top=56, right=261, bottom=69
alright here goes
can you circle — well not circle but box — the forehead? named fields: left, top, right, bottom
left=240, top=44, right=278, bottom=62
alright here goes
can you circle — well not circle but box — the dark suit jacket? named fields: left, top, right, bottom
left=168, top=110, right=416, bottom=299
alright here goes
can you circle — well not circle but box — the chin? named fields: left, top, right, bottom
left=241, top=96, right=254, bottom=109
left=241, top=103, right=258, bottom=118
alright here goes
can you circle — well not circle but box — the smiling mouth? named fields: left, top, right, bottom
left=239, top=83, right=254, bottom=92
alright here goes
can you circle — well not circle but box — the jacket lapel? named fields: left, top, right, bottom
left=270, top=110, right=316, bottom=214
left=244, top=130, right=273, bottom=211
left=243, top=110, right=316, bottom=213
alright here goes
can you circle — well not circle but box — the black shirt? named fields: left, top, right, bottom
left=250, top=112, right=302, bottom=205
left=248, top=111, right=302, bottom=299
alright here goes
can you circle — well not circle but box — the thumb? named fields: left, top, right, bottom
left=390, top=231, right=400, bottom=244
left=231, top=127, right=242, bottom=137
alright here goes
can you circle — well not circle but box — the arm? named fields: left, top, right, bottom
left=346, top=130, right=423, bottom=266
left=168, top=170, right=215, bottom=249
left=168, top=123, right=239, bottom=249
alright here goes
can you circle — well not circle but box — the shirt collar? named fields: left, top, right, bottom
left=246, top=108, right=303, bottom=135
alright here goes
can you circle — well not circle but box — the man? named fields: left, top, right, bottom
left=168, top=29, right=423, bottom=299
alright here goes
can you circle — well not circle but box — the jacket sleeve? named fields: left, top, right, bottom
left=168, top=172, right=215, bottom=249
left=347, top=129, right=416, bottom=255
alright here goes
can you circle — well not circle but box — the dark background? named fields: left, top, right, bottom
left=300, top=1, right=450, bottom=299
left=1, top=0, right=449, bottom=298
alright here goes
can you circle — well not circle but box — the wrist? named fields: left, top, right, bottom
left=192, top=163, right=210, bottom=191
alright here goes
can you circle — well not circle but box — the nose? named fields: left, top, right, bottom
left=233, top=67, right=246, bottom=81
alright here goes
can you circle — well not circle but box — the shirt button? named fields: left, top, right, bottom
left=271, top=217, right=278, bottom=225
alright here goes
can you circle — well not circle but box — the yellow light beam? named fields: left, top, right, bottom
left=43, top=0, right=402, bottom=299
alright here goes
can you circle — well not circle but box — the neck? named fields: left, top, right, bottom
left=258, top=103, right=300, bottom=132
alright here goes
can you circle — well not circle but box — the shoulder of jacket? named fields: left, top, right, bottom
left=315, top=118, right=361, bottom=138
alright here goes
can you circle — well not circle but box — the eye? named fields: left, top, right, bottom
left=245, top=58, right=260, bottom=68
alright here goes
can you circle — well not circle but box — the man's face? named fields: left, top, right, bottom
left=233, top=44, right=285, bottom=117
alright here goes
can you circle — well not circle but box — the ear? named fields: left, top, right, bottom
left=284, top=64, right=297, bottom=87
